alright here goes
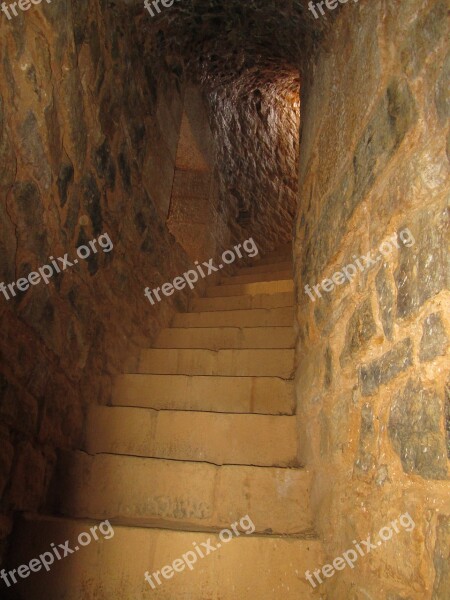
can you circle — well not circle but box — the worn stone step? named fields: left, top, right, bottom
left=154, top=326, right=295, bottom=349
left=206, top=279, right=294, bottom=297
left=220, top=271, right=292, bottom=285
left=85, top=406, right=298, bottom=466
left=254, top=249, right=292, bottom=266
left=173, top=306, right=293, bottom=328
left=137, top=348, right=294, bottom=377
left=238, top=260, right=292, bottom=275
left=189, top=291, right=294, bottom=312
left=57, top=452, right=309, bottom=534
left=112, top=374, right=295, bottom=414
left=11, top=515, right=322, bottom=600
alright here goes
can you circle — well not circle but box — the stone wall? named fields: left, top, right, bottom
left=167, top=86, right=231, bottom=262
left=206, top=79, right=300, bottom=253
left=295, top=0, right=449, bottom=597
left=0, top=0, right=218, bottom=562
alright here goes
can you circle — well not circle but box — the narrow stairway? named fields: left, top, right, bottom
left=10, top=247, right=323, bottom=599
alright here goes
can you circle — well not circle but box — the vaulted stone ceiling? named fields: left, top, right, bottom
left=117, top=0, right=334, bottom=249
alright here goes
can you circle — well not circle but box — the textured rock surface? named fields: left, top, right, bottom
left=389, top=379, right=448, bottom=480
left=433, top=514, right=450, bottom=598
left=419, top=312, right=449, bottom=363
left=0, top=0, right=202, bottom=559
left=294, top=0, right=450, bottom=597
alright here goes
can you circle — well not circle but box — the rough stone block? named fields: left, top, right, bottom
left=419, top=312, right=448, bottom=362
left=401, top=0, right=448, bottom=78
left=340, top=298, right=377, bottom=366
left=0, top=434, right=14, bottom=498
left=20, top=111, right=51, bottom=190
left=360, top=339, right=413, bottom=396
left=432, top=514, right=450, bottom=598
left=436, top=51, right=450, bottom=124
left=376, top=262, right=395, bottom=341
left=446, top=376, right=450, bottom=459
left=354, top=79, right=417, bottom=209
left=0, top=373, right=38, bottom=436
left=324, top=345, right=332, bottom=389
left=388, top=379, right=448, bottom=480
left=396, top=205, right=449, bottom=319
left=8, top=443, right=47, bottom=511
left=354, top=403, right=376, bottom=475
left=0, top=95, right=16, bottom=190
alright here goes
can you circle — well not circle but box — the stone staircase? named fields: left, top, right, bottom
left=9, top=248, right=324, bottom=599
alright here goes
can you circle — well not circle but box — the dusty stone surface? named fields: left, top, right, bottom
left=376, top=262, right=396, bottom=341
left=395, top=204, right=449, bottom=319
left=419, top=313, right=449, bottom=363
left=0, top=0, right=211, bottom=557
left=340, top=298, right=377, bottom=366
left=359, top=339, right=414, bottom=397
left=295, top=0, right=450, bottom=597
left=432, top=514, right=450, bottom=598
left=388, top=379, right=448, bottom=480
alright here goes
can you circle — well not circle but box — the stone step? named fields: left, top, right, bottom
left=206, top=279, right=293, bottom=298
left=137, top=348, right=294, bottom=378
left=172, top=306, right=294, bottom=328
left=254, top=249, right=292, bottom=266
left=238, top=260, right=292, bottom=275
left=10, top=515, right=322, bottom=599
left=220, top=271, right=292, bottom=286
left=112, top=374, right=295, bottom=414
left=154, top=326, right=295, bottom=349
left=57, top=452, right=310, bottom=534
left=189, top=291, right=294, bottom=312
left=85, top=406, right=298, bottom=466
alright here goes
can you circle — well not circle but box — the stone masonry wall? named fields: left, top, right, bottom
left=0, top=0, right=216, bottom=562
left=295, top=0, right=449, bottom=597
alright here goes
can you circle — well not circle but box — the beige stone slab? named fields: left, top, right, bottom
left=255, top=256, right=292, bottom=267
left=206, top=279, right=294, bottom=297
left=112, top=374, right=295, bottom=414
left=220, top=270, right=292, bottom=285
left=85, top=406, right=298, bottom=466
left=11, top=516, right=322, bottom=600
left=137, top=348, right=294, bottom=377
left=172, top=306, right=294, bottom=328
left=238, top=260, right=292, bottom=275
left=154, top=326, right=295, bottom=349
left=189, top=291, right=294, bottom=312
left=58, top=452, right=310, bottom=533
